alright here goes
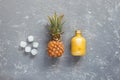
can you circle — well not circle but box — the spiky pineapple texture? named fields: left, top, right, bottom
left=47, top=12, right=64, bottom=57
left=48, top=41, right=64, bottom=57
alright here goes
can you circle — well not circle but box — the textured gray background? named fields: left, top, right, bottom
left=0, top=0, right=120, bottom=80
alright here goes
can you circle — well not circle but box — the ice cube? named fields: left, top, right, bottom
left=25, top=46, right=31, bottom=53
left=31, top=49, right=38, bottom=55
left=27, top=35, right=34, bottom=42
left=33, top=42, right=39, bottom=48
left=20, top=41, right=27, bottom=48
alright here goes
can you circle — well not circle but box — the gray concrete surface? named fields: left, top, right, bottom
left=0, top=0, right=120, bottom=80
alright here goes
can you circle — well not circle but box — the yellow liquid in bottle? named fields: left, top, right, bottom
left=71, top=30, right=86, bottom=56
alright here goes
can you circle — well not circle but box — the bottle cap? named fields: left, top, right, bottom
left=75, top=30, right=81, bottom=34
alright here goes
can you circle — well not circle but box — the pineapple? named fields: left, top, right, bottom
left=47, top=12, right=64, bottom=57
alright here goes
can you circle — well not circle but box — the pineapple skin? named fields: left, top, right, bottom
left=48, top=40, right=64, bottom=57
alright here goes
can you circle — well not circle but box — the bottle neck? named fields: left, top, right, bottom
left=75, top=33, right=82, bottom=37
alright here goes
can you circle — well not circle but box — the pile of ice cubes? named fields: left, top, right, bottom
left=20, top=35, right=39, bottom=55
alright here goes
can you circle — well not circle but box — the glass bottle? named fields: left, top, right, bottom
left=71, top=30, right=86, bottom=56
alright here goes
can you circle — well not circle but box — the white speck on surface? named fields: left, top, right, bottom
left=96, top=56, right=99, bottom=58
left=84, top=30, right=96, bottom=40
left=6, top=40, right=11, bottom=45
left=37, top=20, right=42, bottom=24
left=88, top=11, right=92, bottom=14
left=27, top=35, right=34, bottom=42
left=36, top=19, right=47, bottom=25
left=90, top=47, right=93, bottom=50
left=31, top=49, right=38, bottom=55
left=70, top=70, right=96, bottom=80
left=24, top=16, right=29, bottom=19
left=20, top=41, right=27, bottom=48
left=32, top=42, right=39, bottom=48
left=118, top=46, right=120, bottom=49
left=105, top=74, right=113, bottom=80
left=100, top=66, right=105, bottom=70
left=11, top=22, right=26, bottom=28
left=92, top=56, right=108, bottom=67
left=97, top=22, right=103, bottom=27
left=25, top=46, right=31, bottom=53
left=108, top=17, right=113, bottom=21
left=115, top=2, right=120, bottom=11
left=106, top=42, right=110, bottom=44
left=16, top=11, right=21, bottom=14
left=85, top=14, right=92, bottom=20
left=115, top=51, right=119, bottom=55
left=0, top=57, right=7, bottom=66
left=114, top=51, right=120, bottom=61
left=113, top=30, right=120, bottom=39
left=88, top=59, right=92, bottom=62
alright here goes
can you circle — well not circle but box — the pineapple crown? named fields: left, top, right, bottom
left=48, top=12, right=64, bottom=36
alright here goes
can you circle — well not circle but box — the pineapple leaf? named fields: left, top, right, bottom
left=48, top=12, right=64, bottom=35
left=58, top=14, right=64, bottom=24
left=53, top=12, right=58, bottom=27
left=48, top=16, right=53, bottom=25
